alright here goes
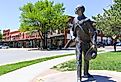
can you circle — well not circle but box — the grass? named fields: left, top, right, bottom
left=53, top=51, right=121, bottom=72
left=0, top=54, right=74, bottom=76
left=98, top=50, right=105, bottom=52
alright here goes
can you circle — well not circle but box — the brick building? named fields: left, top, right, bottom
left=2, top=29, right=42, bottom=48
left=2, top=28, right=72, bottom=48
left=2, top=16, right=74, bottom=48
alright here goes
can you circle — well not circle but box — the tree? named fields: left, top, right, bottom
left=0, top=30, right=2, bottom=41
left=92, top=0, right=121, bottom=51
left=19, top=0, right=68, bottom=49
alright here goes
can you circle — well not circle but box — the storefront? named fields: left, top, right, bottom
left=48, top=34, right=65, bottom=49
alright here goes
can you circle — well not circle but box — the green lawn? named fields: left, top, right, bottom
left=0, top=54, right=74, bottom=76
left=53, top=51, right=121, bottom=72
left=98, top=50, right=105, bottom=52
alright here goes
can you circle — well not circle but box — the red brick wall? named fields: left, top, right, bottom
left=3, top=29, right=41, bottom=41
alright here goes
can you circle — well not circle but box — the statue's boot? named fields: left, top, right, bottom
left=83, top=73, right=94, bottom=78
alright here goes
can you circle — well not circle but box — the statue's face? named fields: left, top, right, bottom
left=93, top=23, right=96, bottom=27
left=77, top=8, right=82, bottom=16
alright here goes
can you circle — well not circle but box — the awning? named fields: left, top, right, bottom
left=48, top=33, right=64, bottom=38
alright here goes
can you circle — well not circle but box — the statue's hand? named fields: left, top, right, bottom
left=92, top=44, right=97, bottom=48
left=92, top=45, right=95, bottom=48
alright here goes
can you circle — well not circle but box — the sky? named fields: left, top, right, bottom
left=0, top=0, right=113, bottom=32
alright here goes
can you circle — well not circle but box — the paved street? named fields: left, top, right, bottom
left=0, top=48, right=75, bottom=65
left=0, top=46, right=121, bottom=66
left=0, top=46, right=121, bottom=65
left=105, top=46, right=121, bottom=52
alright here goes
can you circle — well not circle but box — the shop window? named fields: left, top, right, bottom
left=61, top=30, right=64, bottom=33
left=67, top=30, right=70, bottom=34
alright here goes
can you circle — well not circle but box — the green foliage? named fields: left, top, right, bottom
left=53, top=52, right=121, bottom=72
left=19, top=0, right=68, bottom=33
left=0, top=30, right=2, bottom=40
left=92, top=0, right=121, bottom=37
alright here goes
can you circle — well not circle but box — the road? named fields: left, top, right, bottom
left=0, top=48, right=75, bottom=65
left=105, top=46, right=121, bottom=52
left=0, top=46, right=121, bottom=66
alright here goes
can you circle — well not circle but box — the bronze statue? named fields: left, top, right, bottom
left=72, top=5, right=97, bottom=82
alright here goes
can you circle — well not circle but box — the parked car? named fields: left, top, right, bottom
left=97, top=42, right=105, bottom=48
left=0, top=45, right=9, bottom=49
left=116, top=42, right=121, bottom=46
left=0, top=45, right=2, bottom=49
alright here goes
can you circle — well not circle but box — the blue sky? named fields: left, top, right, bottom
left=0, top=0, right=113, bottom=31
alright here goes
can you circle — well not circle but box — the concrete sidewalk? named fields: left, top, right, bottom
left=1, top=50, right=117, bottom=82
left=0, top=55, right=75, bottom=82
left=37, top=70, right=121, bottom=82
left=0, top=51, right=107, bottom=82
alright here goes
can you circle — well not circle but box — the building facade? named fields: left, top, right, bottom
left=2, top=28, right=71, bottom=48
left=2, top=16, right=74, bottom=49
left=2, top=29, right=42, bottom=48
left=2, top=16, right=114, bottom=48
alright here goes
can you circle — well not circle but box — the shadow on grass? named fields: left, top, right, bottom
left=82, top=75, right=116, bottom=82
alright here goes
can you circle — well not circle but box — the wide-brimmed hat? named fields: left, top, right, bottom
left=85, top=45, right=97, bottom=60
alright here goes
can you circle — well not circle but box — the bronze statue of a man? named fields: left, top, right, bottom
left=72, top=5, right=97, bottom=82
